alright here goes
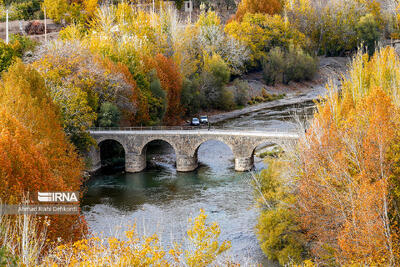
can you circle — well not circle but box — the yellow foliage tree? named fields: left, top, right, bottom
left=43, top=209, right=231, bottom=266
left=234, top=0, right=282, bottom=21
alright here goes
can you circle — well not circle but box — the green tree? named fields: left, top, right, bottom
left=98, top=102, right=121, bottom=127
left=254, top=159, right=306, bottom=265
left=0, top=40, right=17, bottom=73
left=201, top=54, right=231, bottom=109
left=356, top=13, right=380, bottom=56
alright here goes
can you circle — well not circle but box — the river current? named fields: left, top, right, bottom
left=81, top=101, right=315, bottom=265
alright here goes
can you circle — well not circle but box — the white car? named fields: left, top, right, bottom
left=200, top=116, right=208, bottom=124
left=191, top=118, right=200, bottom=126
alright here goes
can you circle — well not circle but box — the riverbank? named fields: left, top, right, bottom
left=203, top=57, right=349, bottom=125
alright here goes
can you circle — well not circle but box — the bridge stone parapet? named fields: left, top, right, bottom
left=87, top=128, right=299, bottom=173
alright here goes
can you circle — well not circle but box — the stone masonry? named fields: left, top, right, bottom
left=88, top=129, right=299, bottom=173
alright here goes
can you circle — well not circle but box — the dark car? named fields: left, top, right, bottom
left=200, top=115, right=209, bottom=124
left=191, top=118, right=200, bottom=126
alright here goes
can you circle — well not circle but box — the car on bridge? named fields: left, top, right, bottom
left=200, top=115, right=208, bottom=124
left=190, top=118, right=200, bottom=126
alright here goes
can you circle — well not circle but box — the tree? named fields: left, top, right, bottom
left=201, top=54, right=231, bottom=109
left=356, top=13, right=380, bottom=56
left=98, top=102, right=121, bottom=127
left=254, top=160, right=306, bottom=265
left=255, top=47, right=400, bottom=265
left=234, top=0, right=281, bottom=21
left=34, top=41, right=139, bottom=150
left=152, top=54, right=183, bottom=125
left=225, top=13, right=308, bottom=67
left=0, top=60, right=87, bottom=243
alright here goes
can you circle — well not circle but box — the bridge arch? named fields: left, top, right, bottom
left=251, top=140, right=283, bottom=159
left=97, top=139, right=126, bottom=171
left=95, top=136, right=129, bottom=154
left=192, top=138, right=236, bottom=157
left=139, top=138, right=178, bottom=157
left=193, top=139, right=235, bottom=169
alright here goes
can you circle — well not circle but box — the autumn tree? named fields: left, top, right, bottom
left=152, top=54, right=183, bottom=125
left=234, top=0, right=282, bottom=21
left=255, top=47, right=400, bottom=265
left=34, top=41, right=140, bottom=150
left=225, top=13, right=308, bottom=66
left=0, top=60, right=87, bottom=243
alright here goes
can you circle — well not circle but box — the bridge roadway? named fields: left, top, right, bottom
left=86, top=127, right=300, bottom=173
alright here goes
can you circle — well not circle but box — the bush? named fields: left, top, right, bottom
left=0, top=40, right=17, bottom=73
left=9, top=34, right=37, bottom=56
left=14, top=0, right=42, bottom=20
left=356, top=13, right=380, bottom=56
left=25, top=21, right=45, bottom=35
left=284, top=46, right=318, bottom=83
left=262, top=47, right=284, bottom=85
left=233, top=79, right=250, bottom=106
left=219, top=87, right=236, bottom=110
left=263, top=47, right=317, bottom=85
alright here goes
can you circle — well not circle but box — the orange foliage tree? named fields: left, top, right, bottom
left=234, top=0, right=282, bottom=21
left=99, top=57, right=150, bottom=125
left=152, top=54, right=183, bottom=125
left=0, top=61, right=87, bottom=243
left=293, top=47, right=400, bottom=265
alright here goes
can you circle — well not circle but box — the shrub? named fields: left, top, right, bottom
left=263, top=47, right=317, bottom=85
left=0, top=40, right=17, bottom=73
left=284, top=46, right=318, bottom=83
left=14, top=0, right=42, bottom=20
left=25, top=21, right=45, bottom=35
left=9, top=34, right=37, bottom=56
left=219, top=87, right=236, bottom=110
left=233, top=79, right=250, bottom=106
left=356, top=13, right=380, bottom=56
left=262, top=47, right=284, bottom=85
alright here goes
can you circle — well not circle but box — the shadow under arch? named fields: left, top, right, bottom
left=98, top=139, right=126, bottom=172
left=252, top=140, right=284, bottom=159
left=141, top=139, right=177, bottom=169
left=193, top=139, right=235, bottom=170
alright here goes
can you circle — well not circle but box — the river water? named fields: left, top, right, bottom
left=81, top=100, right=316, bottom=266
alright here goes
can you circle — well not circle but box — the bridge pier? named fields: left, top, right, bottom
left=234, top=157, right=254, bottom=172
left=126, top=152, right=146, bottom=173
left=176, top=154, right=198, bottom=172
left=86, top=146, right=101, bottom=173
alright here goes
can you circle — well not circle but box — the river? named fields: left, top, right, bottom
left=81, top=100, right=316, bottom=265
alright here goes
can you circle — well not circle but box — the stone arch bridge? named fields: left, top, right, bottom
left=87, top=127, right=299, bottom=173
